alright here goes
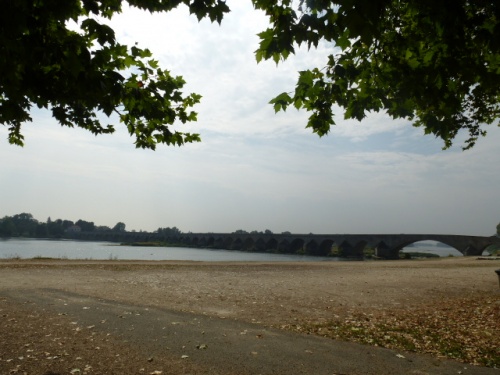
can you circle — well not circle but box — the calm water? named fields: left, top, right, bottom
left=0, top=238, right=464, bottom=261
left=0, top=238, right=339, bottom=262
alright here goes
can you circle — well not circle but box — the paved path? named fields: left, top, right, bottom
left=2, top=288, right=496, bottom=375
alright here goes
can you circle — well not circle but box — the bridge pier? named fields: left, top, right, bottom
left=338, top=241, right=365, bottom=258
left=374, top=243, right=400, bottom=259
left=462, top=245, right=482, bottom=256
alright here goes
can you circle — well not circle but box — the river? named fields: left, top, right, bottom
left=0, top=238, right=337, bottom=261
left=0, top=238, right=463, bottom=261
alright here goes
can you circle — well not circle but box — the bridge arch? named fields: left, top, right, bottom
left=290, top=238, right=305, bottom=254
left=318, top=239, right=334, bottom=256
left=266, top=238, right=278, bottom=252
left=213, top=237, right=225, bottom=249
left=254, top=238, right=266, bottom=251
left=232, top=238, right=243, bottom=250
left=206, top=236, right=215, bottom=248
left=242, top=237, right=254, bottom=251
left=400, top=240, right=462, bottom=257
left=278, top=239, right=290, bottom=253
left=338, top=240, right=367, bottom=258
left=392, top=239, right=459, bottom=253
left=378, top=235, right=498, bottom=257
left=303, top=240, right=316, bottom=255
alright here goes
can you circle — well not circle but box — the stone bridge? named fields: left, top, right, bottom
left=100, top=232, right=500, bottom=259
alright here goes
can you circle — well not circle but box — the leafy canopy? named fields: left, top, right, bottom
left=255, top=0, right=500, bottom=149
left=1, top=0, right=229, bottom=149
left=1, top=1, right=500, bottom=149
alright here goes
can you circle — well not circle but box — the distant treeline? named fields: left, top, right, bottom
left=0, top=213, right=95, bottom=238
left=0, top=213, right=182, bottom=238
left=0, top=213, right=285, bottom=239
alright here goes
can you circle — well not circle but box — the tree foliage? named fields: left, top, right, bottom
left=2, top=1, right=500, bottom=149
left=156, top=226, right=182, bottom=236
left=112, top=221, right=126, bottom=232
left=1, top=0, right=228, bottom=149
left=0, top=213, right=73, bottom=237
left=0, top=213, right=126, bottom=237
left=254, top=0, right=500, bottom=149
left=75, top=219, right=95, bottom=232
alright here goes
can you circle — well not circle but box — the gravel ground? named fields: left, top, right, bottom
left=0, top=257, right=499, bottom=374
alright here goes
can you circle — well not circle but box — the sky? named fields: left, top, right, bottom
left=1, top=2, right=499, bottom=236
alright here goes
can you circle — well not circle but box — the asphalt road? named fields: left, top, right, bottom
left=2, top=288, right=496, bottom=375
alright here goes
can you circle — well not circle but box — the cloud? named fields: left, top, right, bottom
left=1, top=4, right=499, bottom=237
left=104, top=2, right=334, bottom=139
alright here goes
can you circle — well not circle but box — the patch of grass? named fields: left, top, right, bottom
left=283, top=295, right=500, bottom=367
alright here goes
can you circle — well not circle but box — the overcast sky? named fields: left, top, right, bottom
left=1, top=2, right=499, bottom=236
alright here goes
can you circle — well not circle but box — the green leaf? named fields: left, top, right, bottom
left=269, top=92, right=292, bottom=113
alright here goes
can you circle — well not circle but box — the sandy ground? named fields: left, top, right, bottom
left=0, top=257, right=499, bottom=374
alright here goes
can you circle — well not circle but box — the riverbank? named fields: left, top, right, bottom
left=0, top=257, right=499, bottom=374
